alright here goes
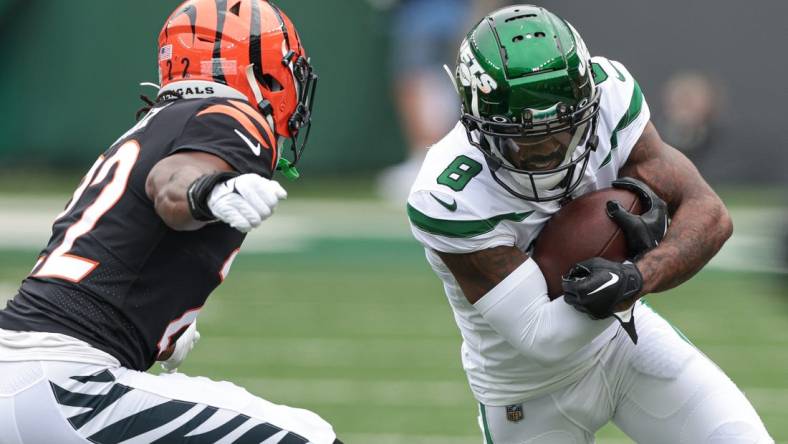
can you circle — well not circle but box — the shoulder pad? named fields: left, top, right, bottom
left=590, top=57, right=651, bottom=171
left=173, top=98, right=277, bottom=178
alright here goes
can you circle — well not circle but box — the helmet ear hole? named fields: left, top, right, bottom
left=260, top=74, right=283, bottom=92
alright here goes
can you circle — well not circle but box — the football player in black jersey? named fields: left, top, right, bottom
left=0, top=1, right=340, bottom=443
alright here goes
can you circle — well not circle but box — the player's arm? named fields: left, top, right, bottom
left=619, top=121, right=733, bottom=294
left=146, top=151, right=233, bottom=231
left=438, top=246, right=615, bottom=365
left=146, top=151, right=286, bottom=232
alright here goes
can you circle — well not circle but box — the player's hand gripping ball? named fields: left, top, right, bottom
left=607, top=177, right=668, bottom=259
left=562, top=257, right=643, bottom=319
left=533, top=187, right=643, bottom=298
left=208, top=174, right=287, bottom=233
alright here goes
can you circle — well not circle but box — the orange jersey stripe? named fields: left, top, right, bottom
left=228, top=100, right=278, bottom=169
left=228, top=100, right=275, bottom=147
left=197, top=105, right=271, bottom=152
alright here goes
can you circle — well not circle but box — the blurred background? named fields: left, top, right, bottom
left=0, top=0, right=785, bottom=442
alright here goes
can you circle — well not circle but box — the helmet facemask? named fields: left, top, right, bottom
left=277, top=53, right=318, bottom=179
left=249, top=52, right=317, bottom=180
left=461, top=88, right=601, bottom=202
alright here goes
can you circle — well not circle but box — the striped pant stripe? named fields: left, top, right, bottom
left=51, top=371, right=312, bottom=443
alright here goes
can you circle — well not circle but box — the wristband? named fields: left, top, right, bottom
left=186, top=172, right=239, bottom=221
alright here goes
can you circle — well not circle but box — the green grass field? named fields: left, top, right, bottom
left=0, top=179, right=788, bottom=444
left=0, top=183, right=785, bottom=442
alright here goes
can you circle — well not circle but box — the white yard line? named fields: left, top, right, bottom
left=0, top=283, right=17, bottom=306
left=745, top=388, right=788, bottom=411
left=0, top=196, right=784, bottom=273
left=338, top=434, right=480, bottom=444
left=709, top=207, right=787, bottom=274
left=338, top=436, right=636, bottom=444
left=228, top=375, right=788, bottom=412
left=0, top=197, right=411, bottom=253
left=234, top=377, right=470, bottom=407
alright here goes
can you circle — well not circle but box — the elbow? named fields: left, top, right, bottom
left=154, top=193, right=204, bottom=232
left=715, top=199, right=734, bottom=244
left=693, top=191, right=733, bottom=248
left=146, top=158, right=209, bottom=231
left=720, top=208, right=734, bottom=242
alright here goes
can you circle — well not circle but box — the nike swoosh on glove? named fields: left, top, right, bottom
left=562, top=257, right=643, bottom=343
left=161, top=321, right=200, bottom=373
left=208, top=174, right=287, bottom=233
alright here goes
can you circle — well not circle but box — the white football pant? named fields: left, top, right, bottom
left=0, top=360, right=337, bottom=444
left=477, top=303, right=773, bottom=444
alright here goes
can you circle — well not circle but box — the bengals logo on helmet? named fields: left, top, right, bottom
left=159, top=0, right=317, bottom=169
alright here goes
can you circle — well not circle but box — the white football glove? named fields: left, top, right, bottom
left=207, top=174, right=287, bottom=233
left=160, top=321, right=200, bottom=374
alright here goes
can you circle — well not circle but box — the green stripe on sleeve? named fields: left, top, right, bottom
left=480, top=404, right=494, bottom=444
left=591, top=62, right=609, bottom=84
left=610, top=80, right=644, bottom=150
left=600, top=80, right=645, bottom=169
left=407, top=204, right=532, bottom=238
left=599, top=151, right=614, bottom=169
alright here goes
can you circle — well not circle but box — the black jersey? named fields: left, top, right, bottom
left=0, top=97, right=277, bottom=370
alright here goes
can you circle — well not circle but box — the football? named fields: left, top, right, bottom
left=532, top=188, right=643, bottom=299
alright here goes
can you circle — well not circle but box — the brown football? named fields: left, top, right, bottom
left=532, top=188, right=643, bottom=299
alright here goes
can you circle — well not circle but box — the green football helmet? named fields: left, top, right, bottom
left=455, top=5, right=600, bottom=202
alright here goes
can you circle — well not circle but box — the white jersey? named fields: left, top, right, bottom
left=407, top=57, right=651, bottom=405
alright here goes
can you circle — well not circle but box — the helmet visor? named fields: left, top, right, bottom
left=490, top=120, right=592, bottom=200
left=501, top=131, right=573, bottom=171
left=462, top=88, right=601, bottom=140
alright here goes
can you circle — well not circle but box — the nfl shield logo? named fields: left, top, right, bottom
left=505, top=404, right=524, bottom=422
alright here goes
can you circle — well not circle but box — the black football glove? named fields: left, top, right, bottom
left=562, top=257, right=643, bottom=343
left=606, top=177, right=669, bottom=259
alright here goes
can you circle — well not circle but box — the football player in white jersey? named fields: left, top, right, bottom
left=407, top=5, right=773, bottom=443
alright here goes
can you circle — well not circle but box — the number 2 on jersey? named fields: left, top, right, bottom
left=437, top=155, right=482, bottom=191
left=34, top=141, right=140, bottom=283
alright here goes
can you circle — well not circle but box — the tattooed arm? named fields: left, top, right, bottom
left=437, top=247, right=615, bottom=364
left=619, top=121, right=733, bottom=295
left=438, top=246, right=527, bottom=303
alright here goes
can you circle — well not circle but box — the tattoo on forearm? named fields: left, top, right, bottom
left=637, top=198, right=730, bottom=293
left=437, top=246, right=527, bottom=304
left=621, top=122, right=732, bottom=295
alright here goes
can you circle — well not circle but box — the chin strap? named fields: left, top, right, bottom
left=140, top=82, right=161, bottom=91
left=443, top=64, right=459, bottom=94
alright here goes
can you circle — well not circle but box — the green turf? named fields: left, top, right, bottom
left=1, top=239, right=786, bottom=442
left=0, top=169, right=383, bottom=200
left=2, top=168, right=785, bottom=208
